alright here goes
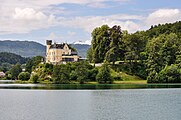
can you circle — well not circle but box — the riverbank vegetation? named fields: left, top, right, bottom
left=88, top=21, right=181, bottom=83
left=1, top=21, right=181, bottom=84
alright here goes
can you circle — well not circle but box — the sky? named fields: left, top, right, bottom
left=0, top=0, right=181, bottom=45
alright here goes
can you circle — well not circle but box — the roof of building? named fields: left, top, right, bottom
left=50, top=43, right=65, bottom=49
left=49, top=43, right=77, bottom=52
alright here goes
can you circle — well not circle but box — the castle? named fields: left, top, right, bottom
left=46, top=40, right=79, bottom=64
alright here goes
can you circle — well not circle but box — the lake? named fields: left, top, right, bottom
left=1, top=83, right=181, bottom=89
left=0, top=89, right=181, bottom=120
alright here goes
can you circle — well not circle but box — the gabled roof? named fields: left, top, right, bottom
left=50, top=43, right=66, bottom=49
left=49, top=43, right=77, bottom=52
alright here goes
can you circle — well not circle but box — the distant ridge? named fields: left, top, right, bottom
left=0, top=40, right=90, bottom=58
left=0, top=40, right=46, bottom=57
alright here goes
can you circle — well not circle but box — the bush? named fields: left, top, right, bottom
left=158, top=64, right=181, bottom=83
left=96, top=63, right=113, bottom=84
left=18, top=72, right=30, bottom=81
left=147, top=70, right=159, bottom=83
left=30, top=74, right=39, bottom=83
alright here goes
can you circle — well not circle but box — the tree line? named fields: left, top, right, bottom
left=87, top=21, right=181, bottom=83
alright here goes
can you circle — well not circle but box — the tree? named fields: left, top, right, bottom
left=10, top=63, right=22, bottom=80
left=52, top=65, right=61, bottom=84
left=90, top=25, right=123, bottom=64
left=158, top=64, right=181, bottom=83
left=18, top=72, right=30, bottom=81
left=0, top=63, right=12, bottom=72
left=124, top=31, right=147, bottom=62
left=52, top=65, right=70, bottom=84
left=108, top=25, right=124, bottom=63
left=86, top=48, right=93, bottom=63
left=30, top=74, right=39, bottom=83
left=105, top=47, right=118, bottom=64
left=146, top=33, right=181, bottom=82
left=74, top=61, right=90, bottom=84
left=91, top=25, right=110, bottom=63
left=96, top=63, right=113, bottom=83
left=25, top=56, right=43, bottom=73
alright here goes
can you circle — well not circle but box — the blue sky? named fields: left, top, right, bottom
left=0, top=0, right=181, bottom=45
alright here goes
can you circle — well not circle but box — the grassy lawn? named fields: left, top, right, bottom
left=114, top=80, right=147, bottom=84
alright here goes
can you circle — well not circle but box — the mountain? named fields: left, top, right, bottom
left=71, top=44, right=90, bottom=58
left=0, top=40, right=90, bottom=58
left=0, top=40, right=45, bottom=57
left=0, top=52, right=27, bottom=65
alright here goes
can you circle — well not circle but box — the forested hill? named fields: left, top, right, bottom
left=0, top=40, right=90, bottom=58
left=146, top=21, right=181, bottom=38
left=87, top=21, right=181, bottom=83
left=0, top=52, right=27, bottom=65
left=0, top=40, right=46, bottom=57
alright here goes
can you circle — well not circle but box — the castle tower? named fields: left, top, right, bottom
left=46, top=40, right=52, bottom=63
left=46, top=40, right=52, bottom=54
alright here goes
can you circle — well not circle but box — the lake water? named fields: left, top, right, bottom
left=0, top=83, right=181, bottom=89
left=0, top=89, right=181, bottom=120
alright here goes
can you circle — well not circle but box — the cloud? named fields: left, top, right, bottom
left=0, top=0, right=129, bottom=9
left=0, top=0, right=130, bottom=34
left=146, top=9, right=181, bottom=26
left=59, top=14, right=142, bottom=33
left=0, top=8, right=56, bottom=34
left=0, top=0, right=180, bottom=36
left=13, top=8, right=47, bottom=20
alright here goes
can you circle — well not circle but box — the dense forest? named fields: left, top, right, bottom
left=87, top=21, right=181, bottom=83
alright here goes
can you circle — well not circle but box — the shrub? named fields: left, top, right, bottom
left=30, top=74, right=39, bottom=83
left=96, top=63, right=113, bottom=84
left=18, top=72, right=30, bottom=81
left=158, top=64, right=181, bottom=83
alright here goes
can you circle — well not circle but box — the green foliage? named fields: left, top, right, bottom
left=88, top=21, right=181, bottom=83
left=105, top=47, right=118, bottom=64
left=0, top=63, right=12, bottom=72
left=146, top=33, right=181, bottom=82
left=90, top=25, right=123, bottom=64
left=158, top=64, right=181, bottom=83
left=5, top=71, right=12, bottom=80
left=91, top=25, right=110, bottom=63
left=25, top=56, right=43, bottom=73
left=87, top=48, right=93, bottom=63
left=52, top=64, right=71, bottom=84
left=0, top=52, right=27, bottom=66
left=30, top=74, right=39, bottom=83
left=74, top=61, right=90, bottom=84
left=146, top=21, right=181, bottom=39
left=10, top=63, right=22, bottom=80
left=18, top=72, right=30, bottom=81
left=96, top=63, right=113, bottom=83
left=124, top=31, right=147, bottom=61
left=88, top=68, right=99, bottom=81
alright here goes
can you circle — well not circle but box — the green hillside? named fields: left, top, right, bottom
left=0, top=52, right=27, bottom=65
left=0, top=40, right=45, bottom=57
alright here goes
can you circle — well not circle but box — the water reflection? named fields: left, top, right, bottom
left=0, top=83, right=181, bottom=89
